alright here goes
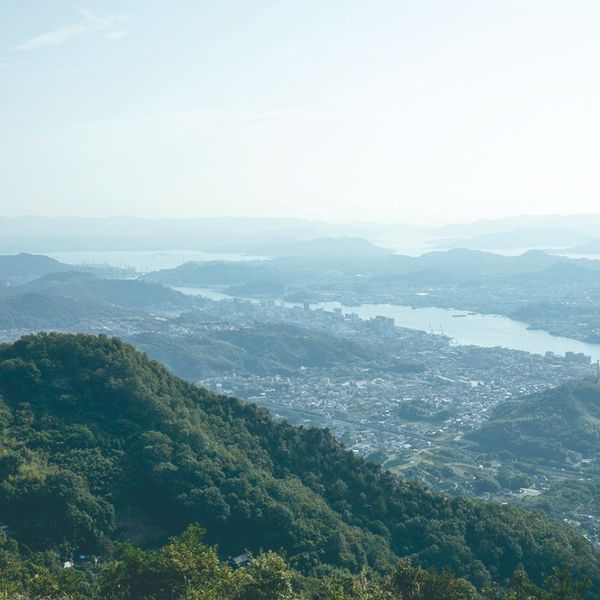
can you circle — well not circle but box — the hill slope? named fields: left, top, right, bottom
left=468, top=381, right=600, bottom=462
left=0, top=272, right=191, bottom=330
left=0, top=253, right=70, bottom=285
left=0, top=292, right=123, bottom=329
left=7, top=271, right=190, bottom=311
left=127, top=323, right=400, bottom=379
left=0, top=333, right=598, bottom=590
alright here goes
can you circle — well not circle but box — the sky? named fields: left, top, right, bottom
left=1, top=0, right=600, bottom=226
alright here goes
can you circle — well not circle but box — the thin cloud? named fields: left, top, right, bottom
left=11, top=23, right=88, bottom=51
left=10, top=8, right=130, bottom=52
left=105, top=31, right=130, bottom=41
left=77, top=7, right=129, bottom=29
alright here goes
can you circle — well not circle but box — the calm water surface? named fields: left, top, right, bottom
left=313, top=302, right=600, bottom=363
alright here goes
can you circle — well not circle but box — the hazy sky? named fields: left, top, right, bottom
left=1, top=1, right=600, bottom=225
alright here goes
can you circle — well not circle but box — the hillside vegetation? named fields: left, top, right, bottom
left=0, top=271, right=192, bottom=330
left=0, top=253, right=70, bottom=286
left=0, top=525, right=591, bottom=600
left=468, top=381, right=600, bottom=463
left=128, top=323, right=419, bottom=379
left=6, top=271, right=190, bottom=311
left=0, top=334, right=599, bottom=595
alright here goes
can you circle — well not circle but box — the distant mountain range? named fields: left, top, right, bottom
left=433, top=227, right=594, bottom=251
left=146, top=248, right=600, bottom=290
left=9, top=247, right=599, bottom=293
left=3, top=213, right=600, bottom=256
left=0, top=216, right=422, bottom=253
left=433, top=214, right=600, bottom=238
left=561, top=239, right=600, bottom=255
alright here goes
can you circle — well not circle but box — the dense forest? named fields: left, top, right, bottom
left=468, top=381, right=600, bottom=463
left=0, top=525, right=591, bottom=599
left=128, top=323, right=421, bottom=379
left=0, top=334, right=599, bottom=597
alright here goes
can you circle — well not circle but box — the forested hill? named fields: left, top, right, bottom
left=0, top=253, right=70, bottom=285
left=0, top=334, right=599, bottom=593
left=127, top=323, right=421, bottom=378
left=6, top=270, right=191, bottom=311
left=0, top=271, right=193, bottom=330
left=468, top=380, right=600, bottom=462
